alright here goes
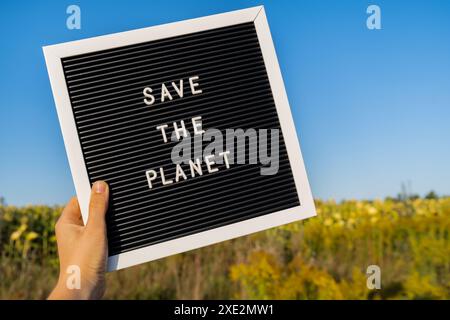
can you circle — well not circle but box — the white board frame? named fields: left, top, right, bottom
left=43, top=6, right=316, bottom=271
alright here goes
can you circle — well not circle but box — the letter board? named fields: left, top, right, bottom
left=43, top=6, right=316, bottom=271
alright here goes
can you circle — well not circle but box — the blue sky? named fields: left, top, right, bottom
left=0, top=0, right=449, bottom=205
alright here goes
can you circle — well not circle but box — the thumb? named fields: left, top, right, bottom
left=86, top=181, right=109, bottom=232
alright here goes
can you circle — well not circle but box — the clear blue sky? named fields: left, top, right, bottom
left=0, top=0, right=449, bottom=205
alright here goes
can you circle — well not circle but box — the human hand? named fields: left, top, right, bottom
left=48, top=181, right=109, bottom=300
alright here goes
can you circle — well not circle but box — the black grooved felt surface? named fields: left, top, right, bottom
left=61, top=22, right=300, bottom=256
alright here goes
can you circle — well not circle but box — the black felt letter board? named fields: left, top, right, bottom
left=60, top=22, right=300, bottom=257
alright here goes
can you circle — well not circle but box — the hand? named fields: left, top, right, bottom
left=48, top=181, right=109, bottom=300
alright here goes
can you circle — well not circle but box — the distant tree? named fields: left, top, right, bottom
left=408, top=194, right=420, bottom=201
left=397, top=182, right=410, bottom=201
left=0, top=196, right=5, bottom=206
left=425, top=191, right=439, bottom=200
left=397, top=181, right=420, bottom=201
left=385, top=196, right=397, bottom=202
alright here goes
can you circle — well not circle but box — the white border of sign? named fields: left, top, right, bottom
left=43, top=6, right=316, bottom=271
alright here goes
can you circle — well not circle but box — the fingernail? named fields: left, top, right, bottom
left=93, top=181, right=107, bottom=194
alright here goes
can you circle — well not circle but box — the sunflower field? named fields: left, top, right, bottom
left=0, top=197, right=449, bottom=299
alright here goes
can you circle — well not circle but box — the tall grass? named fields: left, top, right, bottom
left=0, top=198, right=449, bottom=299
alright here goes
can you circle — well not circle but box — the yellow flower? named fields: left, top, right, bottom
left=26, top=231, right=39, bottom=241
left=10, top=224, right=27, bottom=241
left=3, top=212, right=12, bottom=222
left=10, top=230, right=22, bottom=241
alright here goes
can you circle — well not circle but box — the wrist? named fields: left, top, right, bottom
left=48, top=275, right=97, bottom=300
